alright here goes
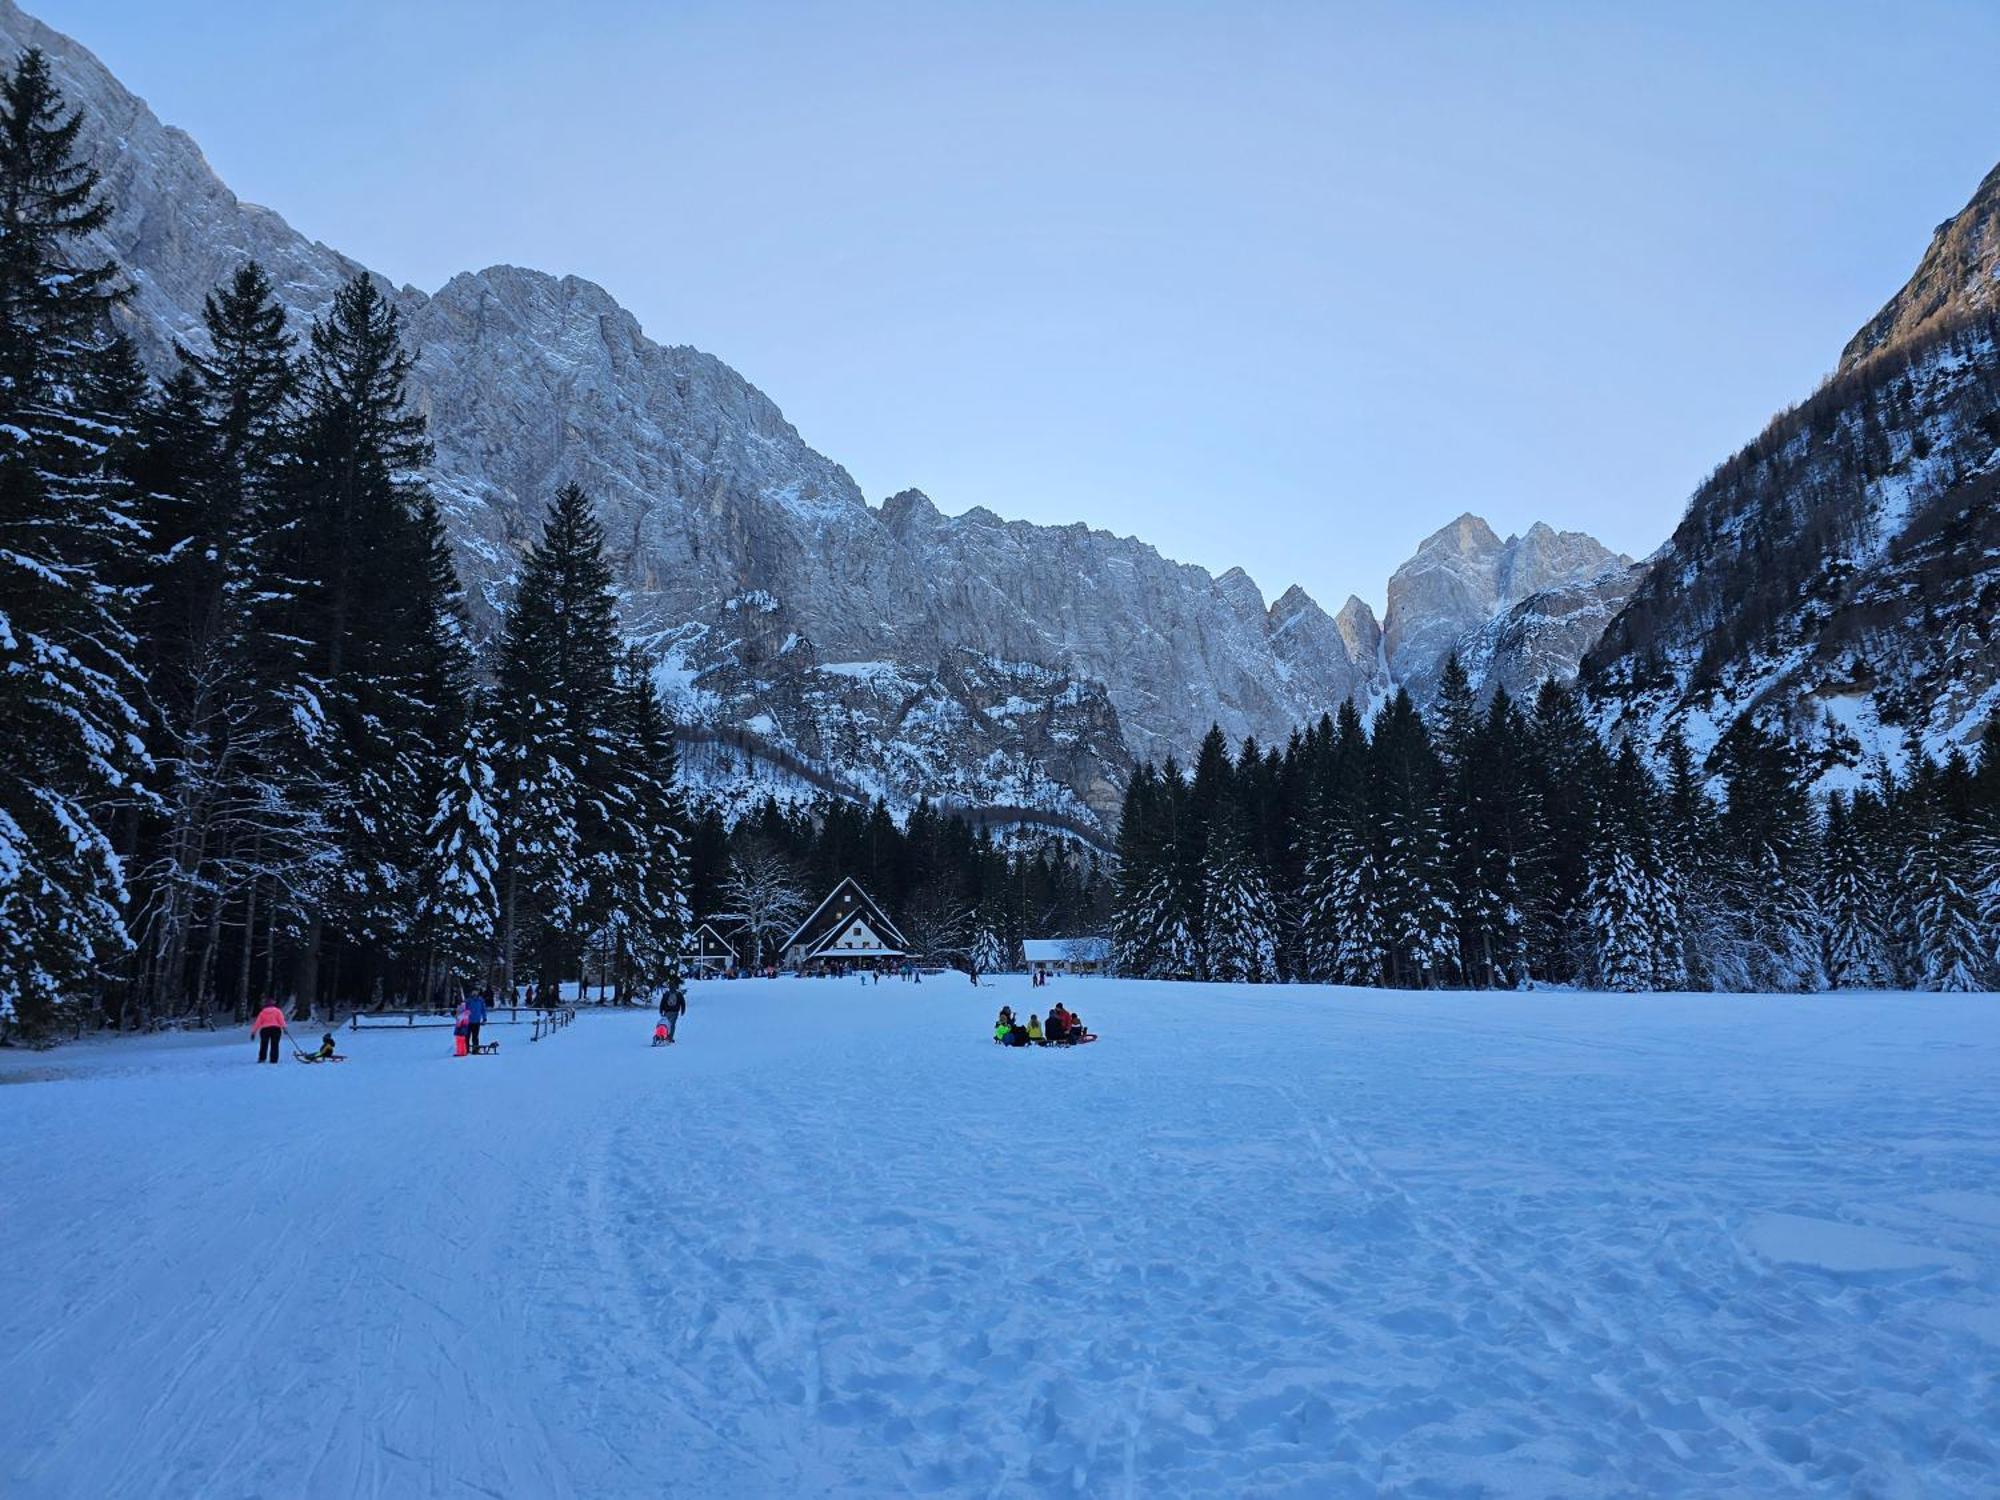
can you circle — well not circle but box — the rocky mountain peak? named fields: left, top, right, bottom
left=1839, top=160, right=2000, bottom=373
left=1383, top=513, right=1630, bottom=702
left=1267, top=583, right=1324, bottom=626
left=877, top=488, right=942, bottom=534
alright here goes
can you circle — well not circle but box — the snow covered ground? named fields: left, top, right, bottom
left=3, top=979, right=1997, bottom=1498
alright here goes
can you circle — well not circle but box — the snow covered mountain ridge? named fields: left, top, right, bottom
left=1586, top=159, right=2000, bottom=783
left=0, top=0, right=1632, bottom=829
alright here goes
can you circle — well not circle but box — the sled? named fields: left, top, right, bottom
left=295, top=1054, right=346, bottom=1064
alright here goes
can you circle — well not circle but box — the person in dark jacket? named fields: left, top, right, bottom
left=465, top=988, right=490, bottom=1053
left=659, top=980, right=687, bottom=1041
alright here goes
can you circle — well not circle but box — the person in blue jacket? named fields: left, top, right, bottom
left=465, top=987, right=490, bottom=1053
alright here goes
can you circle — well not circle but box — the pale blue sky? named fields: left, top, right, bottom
left=41, top=0, right=2000, bottom=609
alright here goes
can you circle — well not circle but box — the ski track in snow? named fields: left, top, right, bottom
left=2, top=980, right=1997, bottom=1498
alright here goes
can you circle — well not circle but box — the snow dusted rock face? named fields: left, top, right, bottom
left=1383, top=514, right=1633, bottom=704
left=1588, top=159, right=2000, bottom=782
left=1840, top=161, right=2000, bottom=373
left=873, top=491, right=1390, bottom=765
left=1460, top=562, right=1649, bottom=707
left=0, top=1, right=364, bottom=364
left=659, top=589, right=1133, bottom=834
left=4, top=0, right=1636, bottom=817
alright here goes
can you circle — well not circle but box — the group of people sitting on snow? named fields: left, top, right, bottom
left=992, top=1003, right=1094, bottom=1047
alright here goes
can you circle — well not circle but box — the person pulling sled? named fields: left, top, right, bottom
left=252, top=1000, right=288, bottom=1064
left=659, top=979, right=687, bottom=1043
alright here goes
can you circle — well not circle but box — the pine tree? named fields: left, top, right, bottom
left=1971, top=717, right=2000, bottom=977
left=418, top=705, right=500, bottom=998
left=1462, top=690, right=1538, bottom=988
left=282, top=272, right=468, bottom=1008
left=969, top=924, right=1005, bottom=978
left=1202, top=814, right=1279, bottom=983
left=1369, top=691, right=1457, bottom=988
left=0, top=50, right=144, bottom=1031
left=1583, top=841, right=1655, bottom=992
left=1715, top=720, right=1823, bottom=991
left=1584, top=745, right=1681, bottom=991
left=124, top=263, right=311, bottom=1026
left=1820, top=794, right=1889, bottom=989
left=1527, top=679, right=1608, bottom=982
left=494, top=484, right=622, bottom=994
left=1902, top=805, right=1987, bottom=992
left=596, top=648, right=691, bottom=999
left=1657, top=725, right=1721, bottom=990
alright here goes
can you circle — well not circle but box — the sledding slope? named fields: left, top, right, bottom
left=3, top=980, right=1997, bottom=1497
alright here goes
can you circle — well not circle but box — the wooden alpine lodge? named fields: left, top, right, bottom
left=781, top=877, right=910, bottom=973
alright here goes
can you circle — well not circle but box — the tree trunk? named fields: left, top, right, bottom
left=235, top=870, right=259, bottom=1024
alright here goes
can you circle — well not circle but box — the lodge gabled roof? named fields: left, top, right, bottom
left=683, top=920, right=738, bottom=958
left=782, top=875, right=909, bottom=956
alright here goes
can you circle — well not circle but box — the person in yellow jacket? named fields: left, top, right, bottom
left=1027, top=1014, right=1044, bottom=1044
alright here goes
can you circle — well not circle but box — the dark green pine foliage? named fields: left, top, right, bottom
left=284, top=273, right=468, bottom=1006
left=1111, top=759, right=1198, bottom=977
left=124, top=262, right=312, bottom=1027
left=0, top=49, right=144, bottom=1032
left=1819, top=793, right=1889, bottom=989
left=1714, top=720, right=1823, bottom=991
left=1459, top=688, right=1538, bottom=988
left=1974, top=718, right=2000, bottom=961
left=1656, top=724, right=1721, bottom=989
left=494, top=483, right=622, bottom=993
left=1201, top=780, right=1280, bottom=983
left=1297, top=700, right=1384, bottom=984
left=1368, top=691, right=1457, bottom=988
left=416, top=690, right=501, bottom=1002
left=1527, top=679, right=1608, bottom=980
left=1581, top=743, right=1681, bottom=991
left=1898, top=758, right=1988, bottom=992
left=596, top=647, right=693, bottom=998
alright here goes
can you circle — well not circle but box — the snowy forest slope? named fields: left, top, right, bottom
left=1587, top=163, right=2000, bottom=781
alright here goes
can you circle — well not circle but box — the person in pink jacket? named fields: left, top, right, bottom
left=252, top=1000, right=288, bottom=1064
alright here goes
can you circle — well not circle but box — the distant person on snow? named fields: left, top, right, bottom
left=312, top=1032, right=338, bottom=1061
left=652, top=1021, right=671, bottom=1047
left=1027, top=1014, right=1044, bottom=1044
left=993, top=1007, right=1015, bottom=1042
left=251, top=999, right=287, bottom=1064
left=465, top=988, right=489, bottom=1053
left=659, top=982, right=686, bottom=1042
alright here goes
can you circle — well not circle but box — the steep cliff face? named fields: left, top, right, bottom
left=1382, top=515, right=1634, bottom=704
left=1840, top=162, right=2000, bottom=373
left=1588, top=160, right=2000, bottom=781
left=2, top=0, right=1637, bottom=826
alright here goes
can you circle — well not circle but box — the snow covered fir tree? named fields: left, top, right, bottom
left=1110, top=685, right=2000, bottom=994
